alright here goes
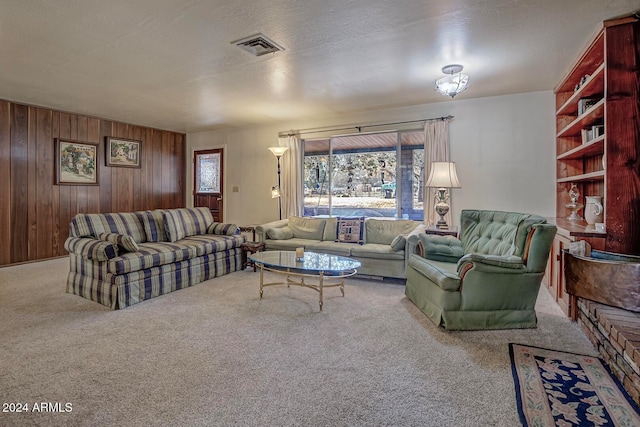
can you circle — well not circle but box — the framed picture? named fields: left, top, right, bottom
left=55, top=139, right=99, bottom=185
left=105, top=137, right=142, bottom=168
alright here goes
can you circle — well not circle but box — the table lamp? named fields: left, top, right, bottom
left=425, top=161, right=461, bottom=229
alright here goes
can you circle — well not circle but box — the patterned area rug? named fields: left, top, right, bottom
left=510, top=344, right=640, bottom=427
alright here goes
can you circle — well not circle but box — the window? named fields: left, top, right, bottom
left=303, top=130, right=425, bottom=219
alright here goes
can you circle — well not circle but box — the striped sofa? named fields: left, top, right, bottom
left=64, top=207, right=245, bottom=309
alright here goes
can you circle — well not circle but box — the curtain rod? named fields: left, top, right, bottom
left=278, top=115, right=454, bottom=138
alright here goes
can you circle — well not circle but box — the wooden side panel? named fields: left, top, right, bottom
left=0, top=99, right=186, bottom=266
left=76, top=115, right=88, bottom=215
left=10, top=103, right=29, bottom=263
left=175, top=133, right=186, bottom=207
left=86, top=118, right=101, bottom=215
left=152, top=130, right=163, bottom=208
left=0, top=101, right=11, bottom=265
left=35, top=108, right=53, bottom=260
left=99, top=120, right=113, bottom=213
left=27, top=106, right=37, bottom=260
left=161, top=131, right=172, bottom=209
left=605, top=23, right=640, bottom=255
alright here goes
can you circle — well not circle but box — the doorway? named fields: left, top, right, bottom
left=194, top=148, right=223, bottom=222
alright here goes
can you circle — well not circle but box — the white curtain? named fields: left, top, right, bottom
left=278, top=135, right=303, bottom=218
left=423, top=120, right=451, bottom=225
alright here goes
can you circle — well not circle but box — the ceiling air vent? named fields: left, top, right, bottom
left=231, top=33, right=284, bottom=56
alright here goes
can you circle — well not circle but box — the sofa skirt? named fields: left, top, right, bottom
left=66, top=248, right=242, bottom=309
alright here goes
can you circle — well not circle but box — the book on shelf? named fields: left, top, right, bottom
left=581, top=128, right=594, bottom=144
left=592, top=124, right=604, bottom=138
left=577, top=97, right=599, bottom=115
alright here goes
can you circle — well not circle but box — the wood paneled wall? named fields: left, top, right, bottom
left=0, top=100, right=186, bottom=266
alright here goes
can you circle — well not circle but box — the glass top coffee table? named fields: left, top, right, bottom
left=249, top=251, right=361, bottom=311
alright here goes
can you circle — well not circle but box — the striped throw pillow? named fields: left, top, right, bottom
left=163, top=207, right=214, bottom=242
left=207, top=223, right=240, bottom=236
left=98, top=233, right=139, bottom=252
left=142, top=210, right=167, bottom=242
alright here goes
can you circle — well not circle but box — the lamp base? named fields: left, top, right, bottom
left=435, top=219, right=449, bottom=230
left=434, top=190, right=450, bottom=229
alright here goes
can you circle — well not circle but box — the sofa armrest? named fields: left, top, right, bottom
left=207, top=223, right=240, bottom=236
left=419, top=234, right=464, bottom=263
left=64, top=237, right=118, bottom=261
left=255, top=219, right=289, bottom=242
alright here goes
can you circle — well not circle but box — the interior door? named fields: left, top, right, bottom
left=194, top=149, right=223, bottom=222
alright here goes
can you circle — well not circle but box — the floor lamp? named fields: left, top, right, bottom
left=268, top=146, right=289, bottom=220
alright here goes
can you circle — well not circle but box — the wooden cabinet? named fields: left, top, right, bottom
left=554, top=16, right=640, bottom=257
left=543, top=222, right=605, bottom=319
left=547, top=15, right=640, bottom=317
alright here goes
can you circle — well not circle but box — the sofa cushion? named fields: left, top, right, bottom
left=141, top=209, right=167, bottom=242
left=288, top=216, right=325, bottom=240
left=408, top=255, right=460, bottom=291
left=180, top=234, right=245, bottom=256
left=364, top=219, right=416, bottom=245
left=267, top=226, right=294, bottom=240
left=264, top=238, right=317, bottom=251
left=460, top=210, right=529, bottom=256
left=98, top=233, right=139, bottom=252
left=421, top=234, right=464, bottom=263
left=336, top=216, right=364, bottom=244
left=350, top=243, right=405, bottom=260
left=322, top=217, right=338, bottom=241
left=108, top=241, right=197, bottom=274
left=70, top=212, right=147, bottom=243
left=163, top=207, right=214, bottom=242
left=304, top=241, right=352, bottom=257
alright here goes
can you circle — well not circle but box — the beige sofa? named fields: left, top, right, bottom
left=256, top=216, right=425, bottom=278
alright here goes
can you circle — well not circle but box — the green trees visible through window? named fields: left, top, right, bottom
left=303, top=130, right=425, bottom=219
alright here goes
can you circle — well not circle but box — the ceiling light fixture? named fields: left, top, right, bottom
left=435, top=64, right=469, bottom=98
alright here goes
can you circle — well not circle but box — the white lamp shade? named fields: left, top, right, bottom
left=271, top=186, right=281, bottom=198
left=268, top=146, right=289, bottom=157
left=435, top=73, right=469, bottom=98
left=425, top=162, right=461, bottom=188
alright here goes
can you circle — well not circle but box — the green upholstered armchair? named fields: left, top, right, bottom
left=405, top=210, right=557, bottom=330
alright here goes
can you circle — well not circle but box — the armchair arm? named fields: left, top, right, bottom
left=523, top=224, right=557, bottom=273
left=404, top=224, right=427, bottom=271
left=419, top=234, right=464, bottom=263
left=456, top=253, right=526, bottom=277
left=255, top=219, right=289, bottom=243
left=64, top=237, right=118, bottom=261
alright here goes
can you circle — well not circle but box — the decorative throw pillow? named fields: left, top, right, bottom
left=208, top=222, right=240, bottom=236
left=163, top=207, right=213, bottom=242
left=98, top=233, right=139, bottom=253
left=142, top=209, right=167, bottom=242
left=267, top=227, right=294, bottom=240
left=335, top=216, right=365, bottom=244
left=390, top=235, right=406, bottom=251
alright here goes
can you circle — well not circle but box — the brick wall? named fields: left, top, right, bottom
left=577, top=299, right=640, bottom=406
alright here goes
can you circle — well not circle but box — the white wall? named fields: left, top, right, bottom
left=187, top=91, right=556, bottom=227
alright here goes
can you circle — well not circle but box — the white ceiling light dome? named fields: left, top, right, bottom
left=435, top=64, right=469, bottom=98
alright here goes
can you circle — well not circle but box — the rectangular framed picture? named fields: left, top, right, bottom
left=106, top=137, right=142, bottom=168
left=55, top=139, right=99, bottom=185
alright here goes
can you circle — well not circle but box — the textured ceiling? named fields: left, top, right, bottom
left=0, top=0, right=637, bottom=133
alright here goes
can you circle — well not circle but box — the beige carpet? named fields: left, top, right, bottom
left=0, top=257, right=597, bottom=427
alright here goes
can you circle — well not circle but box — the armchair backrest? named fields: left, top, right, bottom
left=460, top=210, right=547, bottom=257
